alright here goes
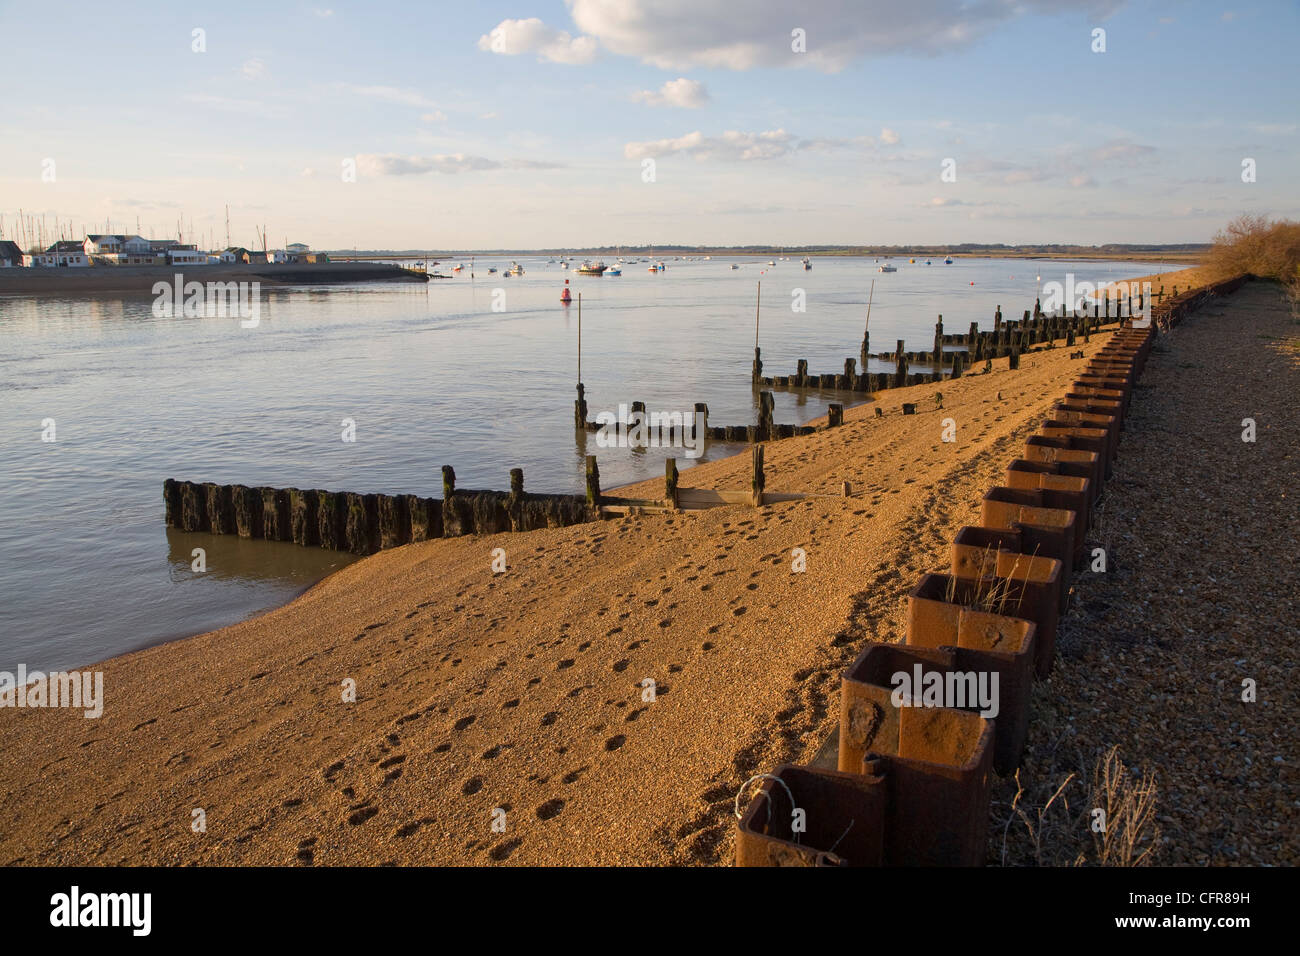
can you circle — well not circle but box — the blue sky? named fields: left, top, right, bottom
left=0, top=0, right=1296, bottom=250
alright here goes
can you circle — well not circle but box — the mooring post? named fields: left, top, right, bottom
left=894, top=338, right=907, bottom=388
left=752, top=280, right=762, bottom=383
left=751, top=444, right=765, bottom=507
left=933, top=314, right=943, bottom=362
left=759, top=390, right=775, bottom=438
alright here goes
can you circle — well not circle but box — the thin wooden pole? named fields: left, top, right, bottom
left=865, top=279, right=875, bottom=331
left=577, top=292, right=582, bottom=384
left=754, top=281, right=761, bottom=349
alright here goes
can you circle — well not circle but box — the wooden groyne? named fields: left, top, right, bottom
left=759, top=300, right=1136, bottom=395
left=163, top=471, right=594, bottom=555
left=734, top=275, right=1251, bottom=867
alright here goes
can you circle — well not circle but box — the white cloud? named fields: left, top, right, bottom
left=568, top=0, right=1126, bottom=72
left=623, top=128, right=796, bottom=161
left=421, top=111, right=447, bottom=123
left=880, top=127, right=900, bottom=145
left=241, top=58, right=267, bottom=80
left=633, top=77, right=709, bottom=108
left=357, top=153, right=564, bottom=175
left=313, top=7, right=334, bottom=16
left=478, top=18, right=598, bottom=65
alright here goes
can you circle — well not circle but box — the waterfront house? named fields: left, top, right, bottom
left=85, top=234, right=161, bottom=265
left=221, top=247, right=253, bottom=264
left=28, top=240, right=89, bottom=267
left=0, top=240, right=24, bottom=267
left=166, top=247, right=209, bottom=266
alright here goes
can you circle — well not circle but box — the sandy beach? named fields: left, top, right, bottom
left=5, top=277, right=1294, bottom=868
left=1, top=321, right=1140, bottom=866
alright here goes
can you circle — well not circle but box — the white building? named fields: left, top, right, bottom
left=28, top=241, right=89, bottom=267
left=166, top=248, right=209, bottom=265
left=84, top=234, right=158, bottom=265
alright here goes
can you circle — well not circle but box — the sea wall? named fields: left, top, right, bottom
left=734, top=275, right=1249, bottom=867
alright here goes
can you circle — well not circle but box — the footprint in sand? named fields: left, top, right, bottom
left=535, top=799, right=565, bottom=820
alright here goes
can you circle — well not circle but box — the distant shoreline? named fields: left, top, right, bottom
left=333, top=249, right=1209, bottom=262
left=0, top=261, right=425, bottom=296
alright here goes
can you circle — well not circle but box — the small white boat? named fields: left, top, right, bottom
left=487, top=267, right=497, bottom=274
left=944, top=257, right=953, bottom=264
left=768, top=260, right=776, bottom=266
left=606, top=266, right=621, bottom=276
left=802, top=257, right=811, bottom=270
left=878, top=265, right=897, bottom=273
left=730, top=263, right=740, bottom=270
left=505, top=262, right=524, bottom=276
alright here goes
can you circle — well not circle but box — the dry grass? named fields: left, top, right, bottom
left=995, top=740, right=1161, bottom=867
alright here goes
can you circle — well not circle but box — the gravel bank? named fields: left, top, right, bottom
left=992, top=280, right=1299, bottom=865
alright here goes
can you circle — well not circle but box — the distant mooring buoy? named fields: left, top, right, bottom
left=561, top=279, right=571, bottom=303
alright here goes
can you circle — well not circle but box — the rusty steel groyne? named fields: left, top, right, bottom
left=733, top=274, right=1251, bottom=867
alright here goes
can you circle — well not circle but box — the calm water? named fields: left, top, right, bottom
left=0, top=255, right=1183, bottom=672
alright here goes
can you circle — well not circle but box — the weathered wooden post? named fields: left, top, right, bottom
left=574, top=382, right=588, bottom=429
left=994, top=305, right=1003, bottom=334
left=1009, top=339, right=1020, bottom=370
left=694, top=402, right=709, bottom=437
left=752, top=280, right=763, bottom=384
left=1033, top=297, right=1042, bottom=320
left=894, top=338, right=908, bottom=388
left=828, top=402, right=843, bottom=427
left=950, top=351, right=964, bottom=379
left=585, top=455, right=601, bottom=509
left=759, top=390, right=775, bottom=439
left=508, top=467, right=524, bottom=531
left=796, top=358, right=808, bottom=387
left=933, top=314, right=943, bottom=361
left=665, top=458, right=679, bottom=510
left=751, top=444, right=765, bottom=507
left=843, top=357, right=856, bottom=389
left=861, top=278, right=875, bottom=375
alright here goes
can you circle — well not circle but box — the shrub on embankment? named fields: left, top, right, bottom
left=1205, top=214, right=1300, bottom=285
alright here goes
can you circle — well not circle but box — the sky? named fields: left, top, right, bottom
left=0, top=0, right=1296, bottom=250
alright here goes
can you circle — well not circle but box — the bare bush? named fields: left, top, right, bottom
left=1206, top=214, right=1300, bottom=283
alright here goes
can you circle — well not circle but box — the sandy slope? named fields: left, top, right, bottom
left=0, top=330, right=1123, bottom=866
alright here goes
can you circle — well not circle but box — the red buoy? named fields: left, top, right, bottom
left=561, top=279, right=571, bottom=303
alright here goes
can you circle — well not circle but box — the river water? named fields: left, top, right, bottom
left=0, top=255, right=1183, bottom=672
